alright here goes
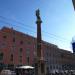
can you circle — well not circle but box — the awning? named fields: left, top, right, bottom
left=16, top=65, right=34, bottom=69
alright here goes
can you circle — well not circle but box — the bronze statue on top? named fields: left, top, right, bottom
left=36, top=9, right=42, bottom=21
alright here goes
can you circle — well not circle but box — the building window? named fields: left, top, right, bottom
left=1, top=43, right=6, bottom=48
left=50, top=65, right=52, bottom=69
left=53, top=66, right=55, bottom=69
left=0, top=53, right=3, bottom=61
left=19, top=55, right=22, bottom=63
left=19, top=48, right=23, bottom=53
left=26, top=49, right=30, bottom=57
left=3, top=35, right=7, bottom=39
left=13, top=31, right=15, bottom=35
left=27, top=57, right=29, bottom=64
left=34, top=44, right=37, bottom=50
left=19, top=48, right=23, bottom=63
left=19, top=59, right=22, bottom=63
left=20, top=41, right=23, bottom=45
left=27, top=41, right=31, bottom=45
left=10, top=54, right=13, bottom=61
left=56, top=65, right=58, bottom=69
left=41, top=63, right=45, bottom=73
left=13, top=38, right=15, bottom=42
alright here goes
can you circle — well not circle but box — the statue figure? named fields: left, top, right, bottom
left=36, top=9, right=41, bottom=21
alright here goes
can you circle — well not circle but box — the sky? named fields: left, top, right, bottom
left=0, top=0, right=75, bottom=52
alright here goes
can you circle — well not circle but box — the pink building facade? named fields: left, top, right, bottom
left=0, top=27, right=75, bottom=72
left=0, top=27, right=35, bottom=68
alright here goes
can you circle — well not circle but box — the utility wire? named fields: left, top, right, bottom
left=0, top=20, right=36, bottom=36
left=0, top=16, right=70, bottom=42
left=0, top=16, right=35, bottom=29
left=0, top=16, right=68, bottom=40
left=42, top=31, right=70, bottom=42
left=0, top=20, right=70, bottom=44
left=0, top=19, right=70, bottom=42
